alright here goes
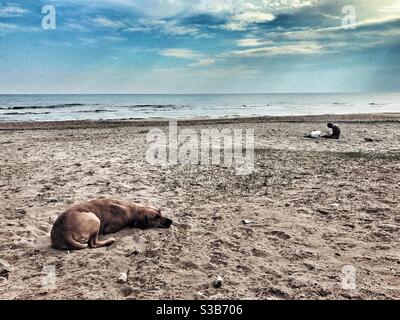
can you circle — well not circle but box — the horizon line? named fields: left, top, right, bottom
left=1, top=91, right=399, bottom=95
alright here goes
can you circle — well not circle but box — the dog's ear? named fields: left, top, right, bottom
left=142, top=214, right=148, bottom=229
left=109, top=204, right=128, bottom=216
left=133, top=213, right=148, bottom=229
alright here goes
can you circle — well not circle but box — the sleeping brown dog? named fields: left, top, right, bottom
left=51, top=199, right=172, bottom=250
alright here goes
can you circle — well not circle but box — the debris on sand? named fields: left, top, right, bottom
left=364, top=138, right=382, bottom=142
left=117, top=272, right=128, bottom=284
left=213, top=276, right=223, bottom=288
left=15, top=208, right=27, bottom=215
left=125, top=250, right=139, bottom=257
left=0, top=260, right=11, bottom=279
left=317, top=209, right=331, bottom=216
left=121, top=286, right=133, bottom=297
left=242, top=219, right=255, bottom=225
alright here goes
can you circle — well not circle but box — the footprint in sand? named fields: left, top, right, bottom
left=236, top=264, right=252, bottom=274
left=265, top=230, right=291, bottom=240
left=209, top=251, right=229, bottom=266
left=378, top=224, right=399, bottom=233
left=252, top=248, right=268, bottom=258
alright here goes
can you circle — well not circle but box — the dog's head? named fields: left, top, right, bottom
left=134, top=206, right=173, bottom=229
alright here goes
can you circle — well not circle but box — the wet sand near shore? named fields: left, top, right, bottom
left=0, top=113, right=399, bottom=300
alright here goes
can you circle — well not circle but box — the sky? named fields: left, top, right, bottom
left=0, top=0, right=399, bottom=93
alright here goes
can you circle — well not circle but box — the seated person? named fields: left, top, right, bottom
left=322, top=123, right=341, bottom=139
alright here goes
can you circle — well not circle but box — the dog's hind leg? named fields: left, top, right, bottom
left=66, top=236, right=89, bottom=250
left=89, top=231, right=116, bottom=249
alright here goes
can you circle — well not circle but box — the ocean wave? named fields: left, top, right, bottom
left=73, top=109, right=116, bottom=114
left=0, top=103, right=86, bottom=110
left=0, top=103, right=190, bottom=111
left=369, top=103, right=386, bottom=106
left=126, top=104, right=181, bottom=109
left=1, top=111, right=51, bottom=115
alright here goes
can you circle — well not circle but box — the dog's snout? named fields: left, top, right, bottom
left=163, top=218, right=173, bottom=228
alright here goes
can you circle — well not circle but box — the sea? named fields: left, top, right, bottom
left=0, top=93, right=399, bottom=122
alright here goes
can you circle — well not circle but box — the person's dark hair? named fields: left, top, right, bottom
left=327, top=123, right=334, bottom=128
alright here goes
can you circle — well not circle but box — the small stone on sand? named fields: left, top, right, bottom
left=213, top=276, right=223, bottom=288
left=118, top=272, right=128, bottom=283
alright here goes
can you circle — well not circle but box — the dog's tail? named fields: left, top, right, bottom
left=64, top=236, right=89, bottom=250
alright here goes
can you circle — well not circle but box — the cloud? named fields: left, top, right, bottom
left=225, top=15, right=400, bottom=59
left=190, top=0, right=322, bottom=30
left=0, top=22, right=18, bottom=31
left=192, top=0, right=237, bottom=14
left=262, top=0, right=321, bottom=10
left=190, top=58, right=215, bottom=67
left=236, top=38, right=272, bottom=47
left=81, top=0, right=314, bottom=32
left=103, top=35, right=126, bottom=41
left=62, top=21, right=89, bottom=32
left=0, top=4, right=28, bottom=17
left=192, top=0, right=317, bottom=16
left=160, top=48, right=215, bottom=67
left=352, top=15, right=400, bottom=29
left=271, top=15, right=400, bottom=44
left=160, top=21, right=199, bottom=36
left=78, top=35, right=125, bottom=45
left=78, top=37, right=98, bottom=45
left=225, top=42, right=324, bottom=57
left=380, top=3, right=400, bottom=13
left=226, top=12, right=400, bottom=58
left=47, top=0, right=399, bottom=36
left=92, top=16, right=126, bottom=29
left=160, top=49, right=202, bottom=59
left=191, top=1, right=278, bottom=31
left=124, top=18, right=202, bottom=37
left=224, top=11, right=275, bottom=30
left=0, top=22, right=39, bottom=33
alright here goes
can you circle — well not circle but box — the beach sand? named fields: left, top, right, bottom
left=0, top=113, right=399, bottom=300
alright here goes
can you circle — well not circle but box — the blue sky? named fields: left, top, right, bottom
left=0, top=0, right=399, bottom=93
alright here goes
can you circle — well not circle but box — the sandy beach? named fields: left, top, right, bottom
left=0, top=113, right=399, bottom=300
